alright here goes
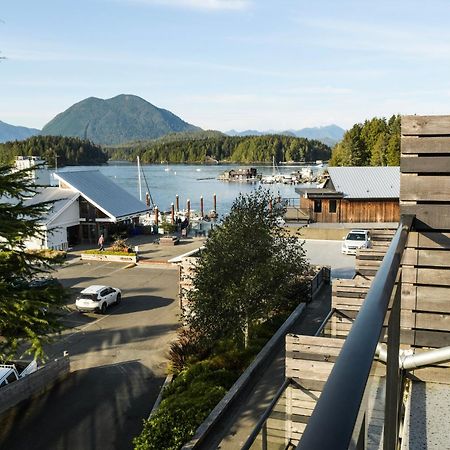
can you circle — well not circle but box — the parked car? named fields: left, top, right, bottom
left=75, top=285, right=122, bottom=314
left=0, top=360, right=38, bottom=388
left=342, top=229, right=372, bottom=255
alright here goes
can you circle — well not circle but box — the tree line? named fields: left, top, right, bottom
left=107, top=134, right=332, bottom=164
left=0, top=135, right=108, bottom=167
left=330, top=115, right=400, bottom=166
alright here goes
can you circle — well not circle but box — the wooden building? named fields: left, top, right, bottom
left=296, top=166, right=400, bottom=223
left=23, top=170, right=148, bottom=250
left=218, top=167, right=258, bottom=181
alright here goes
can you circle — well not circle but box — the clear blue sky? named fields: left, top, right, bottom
left=1, top=0, right=450, bottom=131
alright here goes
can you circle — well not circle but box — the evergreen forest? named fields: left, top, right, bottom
left=107, top=133, right=331, bottom=164
left=0, top=135, right=108, bottom=167
left=329, top=115, right=400, bottom=166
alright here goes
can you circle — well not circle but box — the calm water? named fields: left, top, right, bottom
left=56, top=163, right=324, bottom=217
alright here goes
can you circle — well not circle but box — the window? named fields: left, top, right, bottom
left=6, top=372, right=17, bottom=384
left=313, top=200, right=322, bottom=213
left=329, top=199, right=337, bottom=213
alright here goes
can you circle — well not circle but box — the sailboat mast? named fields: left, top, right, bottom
left=137, top=156, right=142, bottom=201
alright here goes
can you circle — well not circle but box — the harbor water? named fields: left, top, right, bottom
left=56, top=162, right=325, bottom=218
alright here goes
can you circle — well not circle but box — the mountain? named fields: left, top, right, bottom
left=293, top=125, right=345, bottom=144
left=225, top=124, right=345, bottom=146
left=226, top=129, right=295, bottom=137
left=42, top=94, right=201, bottom=145
left=0, top=120, right=41, bottom=143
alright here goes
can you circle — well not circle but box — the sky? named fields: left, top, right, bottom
left=1, top=0, right=450, bottom=132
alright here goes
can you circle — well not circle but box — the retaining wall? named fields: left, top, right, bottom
left=0, top=356, right=70, bottom=415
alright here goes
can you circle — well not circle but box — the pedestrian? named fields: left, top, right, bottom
left=98, top=234, right=105, bottom=251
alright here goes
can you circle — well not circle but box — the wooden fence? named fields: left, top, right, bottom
left=400, top=115, right=450, bottom=383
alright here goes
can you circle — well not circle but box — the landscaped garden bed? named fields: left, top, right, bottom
left=80, top=250, right=137, bottom=263
left=80, top=238, right=137, bottom=263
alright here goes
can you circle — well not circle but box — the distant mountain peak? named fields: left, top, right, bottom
left=41, top=95, right=201, bottom=145
left=225, top=124, right=345, bottom=146
left=0, top=120, right=41, bottom=143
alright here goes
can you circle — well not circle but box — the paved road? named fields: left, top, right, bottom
left=302, top=239, right=355, bottom=279
left=0, top=260, right=180, bottom=450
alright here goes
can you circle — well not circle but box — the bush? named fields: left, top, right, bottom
left=110, top=238, right=132, bottom=253
left=169, top=328, right=209, bottom=373
left=26, top=249, right=67, bottom=263
left=134, top=312, right=294, bottom=450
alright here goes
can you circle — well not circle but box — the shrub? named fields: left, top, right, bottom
left=134, top=312, right=295, bottom=450
left=169, top=328, right=209, bottom=373
left=110, top=238, right=131, bottom=253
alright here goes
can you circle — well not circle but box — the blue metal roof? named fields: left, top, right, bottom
left=54, top=170, right=148, bottom=220
left=327, top=166, right=400, bottom=199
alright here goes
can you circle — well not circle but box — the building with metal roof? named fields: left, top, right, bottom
left=295, top=166, right=400, bottom=223
left=326, top=166, right=400, bottom=199
left=21, top=170, right=148, bottom=250
left=54, top=171, right=147, bottom=221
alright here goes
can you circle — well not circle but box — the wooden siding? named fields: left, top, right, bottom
left=300, top=197, right=399, bottom=223
left=400, top=116, right=450, bottom=383
left=339, top=200, right=399, bottom=223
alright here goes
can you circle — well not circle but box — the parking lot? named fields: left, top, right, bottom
left=0, top=260, right=181, bottom=450
left=0, top=233, right=355, bottom=450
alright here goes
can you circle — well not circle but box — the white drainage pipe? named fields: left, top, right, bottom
left=375, top=344, right=450, bottom=370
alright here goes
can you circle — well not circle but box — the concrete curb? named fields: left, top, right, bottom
left=137, top=260, right=178, bottom=269
left=148, top=373, right=174, bottom=419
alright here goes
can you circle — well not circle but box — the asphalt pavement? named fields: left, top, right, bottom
left=301, top=239, right=356, bottom=279
left=0, top=260, right=181, bottom=450
left=0, top=235, right=353, bottom=450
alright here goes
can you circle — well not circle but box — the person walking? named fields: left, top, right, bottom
left=98, top=234, right=105, bottom=251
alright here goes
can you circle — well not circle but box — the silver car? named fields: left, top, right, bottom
left=75, top=285, right=122, bottom=314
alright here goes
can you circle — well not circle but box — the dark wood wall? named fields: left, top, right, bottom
left=300, top=197, right=399, bottom=223
left=400, top=115, right=450, bottom=383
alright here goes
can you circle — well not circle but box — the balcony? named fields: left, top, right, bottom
left=181, top=115, right=450, bottom=450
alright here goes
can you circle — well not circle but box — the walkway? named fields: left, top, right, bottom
left=402, top=382, right=450, bottom=450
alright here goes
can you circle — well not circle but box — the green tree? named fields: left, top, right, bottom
left=330, top=115, right=401, bottom=166
left=185, top=189, right=309, bottom=348
left=0, top=165, right=67, bottom=360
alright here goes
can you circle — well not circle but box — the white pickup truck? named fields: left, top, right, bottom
left=0, top=360, right=37, bottom=388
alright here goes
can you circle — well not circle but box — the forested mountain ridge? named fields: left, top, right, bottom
left=0, top=135, right=108, bottom=167
left=41, top=94, right=201, bottom=145
left=0, top=120, right=40, bottom=143
left=330, top=115, right=400, bottom=166
left=226, top=124, right=345, bottom=146
left=107, top=134, right=331, bottom=164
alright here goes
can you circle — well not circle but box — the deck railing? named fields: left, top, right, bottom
left=296, top=215, right=414, bottom=450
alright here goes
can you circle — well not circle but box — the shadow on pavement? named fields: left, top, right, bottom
left=0, top=361, right=162, bottom=450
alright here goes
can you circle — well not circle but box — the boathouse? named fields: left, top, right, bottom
left=218, top=167, right=258, bottom=181
left=24, top=170, right=148, bottom=250
left=296, top=166, right=400, bottom=223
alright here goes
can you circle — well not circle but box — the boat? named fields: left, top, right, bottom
left=260, top=156, right=284, bottom=184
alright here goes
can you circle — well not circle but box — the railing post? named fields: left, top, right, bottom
left=262, top=422, right=268, bottom=450
left=384, top=273, right=402, bottom=450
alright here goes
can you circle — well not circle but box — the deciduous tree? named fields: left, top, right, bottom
left=185, top=189, right=309, bottom=348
